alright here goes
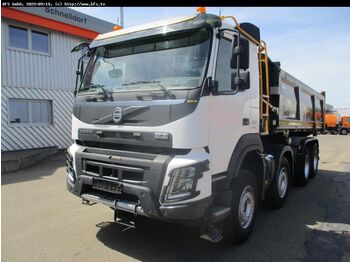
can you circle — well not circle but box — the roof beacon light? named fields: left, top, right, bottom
left=113, top=25, right=122, bottom=31
left=196, top=7, right=206, bottom=14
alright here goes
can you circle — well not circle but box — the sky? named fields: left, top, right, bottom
left=71, top=7, right=350, bottom=108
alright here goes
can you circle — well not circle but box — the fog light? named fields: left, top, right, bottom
left=165, top=166, right=196, bottom=201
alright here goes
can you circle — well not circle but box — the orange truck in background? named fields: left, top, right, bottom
left=323, top=111, right=341, bottom=134
left=339, top=116, right=350, bottom=135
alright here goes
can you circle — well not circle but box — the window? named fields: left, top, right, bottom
left=9, top=99, right=29, bottom=124
left=9, top=25, right=49, bottom=54
left=9, top=26, right=28, bottom=49
left=9, top=99, right=53, bottom=125
left=79, top=29, right=210, bottom=95
left=215, top=38, right=233, bottom=93
left=31, top=30, right=49, bottom=53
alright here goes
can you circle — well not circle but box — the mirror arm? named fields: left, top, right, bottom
left=74, top=53, right=88, bottom=97
left=233, top=30, right=241, bottom=93
left=80, top=61, right=84, bottom=80
left=218, top=28, right=239, bottom=34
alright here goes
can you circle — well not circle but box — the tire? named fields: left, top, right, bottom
left=309, top=144, right=319, bottom=179
left=295, top=147, right=311, bottom=187
left=223, top=170, right=258, bottom=245
left=340, top=128, right=348, bottom=135
left=264, top=157, right=290, bottom=209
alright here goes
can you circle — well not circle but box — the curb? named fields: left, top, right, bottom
left=1, top=147, right=59, bottom=173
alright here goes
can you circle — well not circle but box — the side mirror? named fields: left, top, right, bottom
left=230, top=36, right=249, bottom=70
left=108, top=68, right=123, bottom=79
left=231, top=71, right=250, bottom=91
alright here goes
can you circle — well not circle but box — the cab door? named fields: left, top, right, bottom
left=208, top=31, right=259, bottom=176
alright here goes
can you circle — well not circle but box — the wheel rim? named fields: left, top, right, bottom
left=278, top=167, right=288, bottom=198
left=238, top=186, right=255, bottom=229
left=313, top=151, right=318, bottom=171
left=304, top=153, right=310, bottom=179
left=341, top=130, right=347, bottom=135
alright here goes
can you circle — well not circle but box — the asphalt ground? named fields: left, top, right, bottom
left=2, top=135, right=350, bottom=262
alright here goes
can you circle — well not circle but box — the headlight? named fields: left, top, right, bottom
left=164, top=166, right=197, bottom=201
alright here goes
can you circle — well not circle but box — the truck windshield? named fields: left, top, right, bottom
left=79, top=28, right=211, bottom=94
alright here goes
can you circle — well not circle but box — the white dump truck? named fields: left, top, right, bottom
left=67, top=8, right=325, bottom=244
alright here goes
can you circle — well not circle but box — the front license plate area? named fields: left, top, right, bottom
left=92, top=178, right=122, bottom=194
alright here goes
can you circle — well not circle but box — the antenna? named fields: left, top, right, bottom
left=219, top=8, right=221, bottom=16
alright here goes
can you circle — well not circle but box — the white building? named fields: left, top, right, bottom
left=335, top=108, right=350, bottom=117
left=1, top=7, right=115, bottom=151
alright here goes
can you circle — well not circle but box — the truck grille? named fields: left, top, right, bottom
left=82, top=159, right=144, bottom=184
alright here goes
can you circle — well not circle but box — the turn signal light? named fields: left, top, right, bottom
left=114, top=25, right=122, bottom=30
left=196, top=7, right=206, bottom=13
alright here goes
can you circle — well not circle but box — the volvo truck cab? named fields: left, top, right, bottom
left=67, top=9, right=324, bottom=244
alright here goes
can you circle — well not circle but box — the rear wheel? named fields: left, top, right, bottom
left=264, top=157, right=290, bottom=209
left=223, top=170, right=258, bottom=245
left=295, top=147, right=311, bottom=187
left=309, top=144, right=319, bottom=179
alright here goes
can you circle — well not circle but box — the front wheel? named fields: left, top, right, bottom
left=223, top=170, right=258, bottom=245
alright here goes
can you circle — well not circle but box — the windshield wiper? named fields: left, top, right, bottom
left=79, top=84, right=105, bottom=92
left=122, top=80, right=176, bottom=99
left=79, top=84, right=113, bottom=101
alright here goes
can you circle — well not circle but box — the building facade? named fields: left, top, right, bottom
left=1, top=7, right=115, bottom=151
left=335, top=108, right=350, bottom=117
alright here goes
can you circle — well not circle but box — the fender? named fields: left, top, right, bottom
left=212, top=133, right=263, bottom=190
left=211, top=133, right=263, bottom=209
left=291, top=136, right=318, bottom=174
left=227, top=133, right=263, bottom=180
left=263, top=142, right=294, bottom=182
left=291, top=136, right=318, bottom=154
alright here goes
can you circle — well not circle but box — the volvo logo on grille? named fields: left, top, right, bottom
left=112, top=107, right=123, bottom=123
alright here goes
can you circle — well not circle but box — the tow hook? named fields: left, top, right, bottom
left=82, top=198, right=96, bottom=206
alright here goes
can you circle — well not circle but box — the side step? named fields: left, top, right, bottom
left=200, top=225, right=223, bottom=243
left=200, top=206, right=231, bottom=243
left=114, top=209, right=136, bottom=230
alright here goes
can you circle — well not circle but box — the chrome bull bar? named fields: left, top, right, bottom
left=81, top=193, right=148, bottom=217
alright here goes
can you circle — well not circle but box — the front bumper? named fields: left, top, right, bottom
left=66, top=145, right=211, bottom=224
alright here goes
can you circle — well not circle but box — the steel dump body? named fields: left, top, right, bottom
left=270, top=69, right=325, bottom=133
